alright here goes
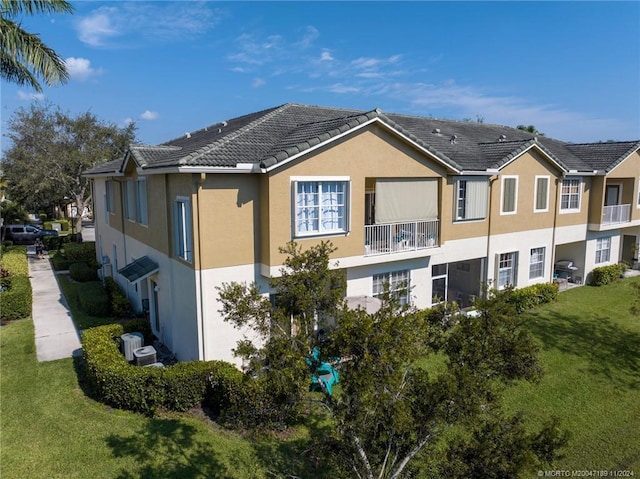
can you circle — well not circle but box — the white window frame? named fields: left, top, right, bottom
left=595, top=236, right=611, bottom=264
left=500, top=175, right=518, bottom=215
left=637, top=177, right=640, bottom=209
left=431, top=264, right=448, bottom=304
left=529, top=247, right=545, bottom=279
left=292, top=176, right=350, bottom=237
left=123, top=179, right=135, bottom=221
left=455, top=177, right=488, bottom=221
left=534, top=175, right=550, bottom=213
left=135, top=177, right=148, bottom=225
left=105, top=180, right=115, bottom=214
left=497, top=252, right=518, bottom=290
left=560, top=177, right=582, bottom=213
left=373, top=269, right=411, bottom=305
left=173, top=196, right=193, bottom=262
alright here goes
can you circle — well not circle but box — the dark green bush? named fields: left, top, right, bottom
left=104, top=277, right=133, bottom=317
left=590, top=264, right=626, bottom=286
left=69, top=262, right=99, bottom=282
left=494, top=282, right=559, bottom=314
left=64, top=241, right=96, bottom=264
left=0, top=275, right=32, bottom=321
left=82, top=320, right=243, bottom=415
left=51, top=251, right=72, bottom=271
left=78, top=281, right=110, bottom=316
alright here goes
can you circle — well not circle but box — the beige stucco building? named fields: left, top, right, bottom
left=85, top=104, right=640, bottom=364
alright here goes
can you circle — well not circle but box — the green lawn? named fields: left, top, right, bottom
left=504, top=277, right=640, bottom=473
left=1, top=275, right=638, bottom=478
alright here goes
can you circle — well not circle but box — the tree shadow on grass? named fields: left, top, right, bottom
left=106, top=419, right=232, bottom=479
left=526, top=310, right=640, bottom=390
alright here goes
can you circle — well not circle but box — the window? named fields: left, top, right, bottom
left=294, top=180, right=348, bottom=236
left=373, top=269, right=410, bottom=305
left=135, top=178, right=148, bottom=225
left=501, top=176, right=518, bottom=214
left=497, top=252, right=518, bottom=289
left=560, top=178, right=581, bottom=212
left=529, top=247, right=545, bottom=279
left=595, top=237, right=611, bottom=264
left=173, top=197, right=192, bottom=262
left=124, top=179, right=135, bottom=221
left=105, top=180, right=115, bottom=214
left=534, top=176, right=549, bottom=212
left=637, top=178, right=640, bottom=208
left=455, top=178, right=488, bottom=220
left=432, top=264, right=448, bottom=303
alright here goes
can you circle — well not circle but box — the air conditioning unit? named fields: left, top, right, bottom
left=102, top=263, right=112, bottom=278
left=133, top=345, right=157, bottom=366
left=97, top=268, right=104, bottom=281
left=102, top=255, right=110, bottom=265
left=121, top=332, right=143, bottom=361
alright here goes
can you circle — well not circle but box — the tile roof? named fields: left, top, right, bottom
left=84, top=103, right=639, bottom=176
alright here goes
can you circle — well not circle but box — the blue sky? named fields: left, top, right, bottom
left=2, top=1, right=639, bottom=148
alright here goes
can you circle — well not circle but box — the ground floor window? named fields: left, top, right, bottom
left=432, top=264, right=448, bottom=303
left=595, top=236, right=611, bottom=263
left=497, top=252, right=518, bottom=289
left=529, top=247, right=545, bottom=279
left=373, top=269, right=410, bottom=305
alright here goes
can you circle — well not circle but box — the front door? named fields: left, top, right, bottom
left=150, top=279, right=160, bottom=335
left=622, top=235, right=637, bottom=263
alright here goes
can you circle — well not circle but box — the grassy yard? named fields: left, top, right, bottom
left=504, top=277, right=640, bottom=473
left=1, top=274, right=638, bottom=478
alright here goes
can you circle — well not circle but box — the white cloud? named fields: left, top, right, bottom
left=123, top=117, right=135, bottom=126
left=76, top=2, right=221, bottom=48
left=140, top=110, right=159, bottom=120
left=17, top=90, right=45, bottom=101
left=295, top=26, right=319, bottom=49
left=252, top=78, right=266, bottom=88
left=320, top=49, right=334, bottom=61
left=64, top=57, right=102, bottom=81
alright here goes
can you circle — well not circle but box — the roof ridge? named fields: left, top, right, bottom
left=179, top=103, right=294, bottom=165
left=478, top=138, right=534, bottom=145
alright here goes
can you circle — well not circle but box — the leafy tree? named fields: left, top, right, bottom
left=218, top=244, right=567, bottom=477
left=2, top=102, right=136, bottom=232
left=0, top=0, right=73, bottom=92
left=516, top=124, right=545, bottom=136
left=217, top=241, right=346, bottom=427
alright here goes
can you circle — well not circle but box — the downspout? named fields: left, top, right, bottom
left=549, top=176, right=562, bottom=283
left=485, top=175, right=498, bottom=293
left=196, top=173, right=207, bottom=360
left=114, top=178, right=128, bottom=280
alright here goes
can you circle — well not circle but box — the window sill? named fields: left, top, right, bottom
left=294, top=230, right=349, bottom=240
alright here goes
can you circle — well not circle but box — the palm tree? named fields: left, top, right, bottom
left=0, top=0, right=73, bottom=92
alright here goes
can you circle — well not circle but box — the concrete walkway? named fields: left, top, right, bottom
left=28, top=254, right=82, bottom=362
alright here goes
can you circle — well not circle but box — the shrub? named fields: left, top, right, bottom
left=69, top=262, right=99, bottom=282
left=51, top=251, right=72, bottom=271
left=0, top=275, right=32, bottom=320
left=493, top=282, right=559, bottom=314
left=64, top=241, right=96, bottom=264
left=82, top=320, right=243, bottom=415
left=78, top=281, right=110, bottom=316
left=104, top=277, right=133, bottom=317
left=590, top=264, right=626, bottom=286
left=38, top=213, right=47, bottom=221
left=0, top=246, right=29, bottom=276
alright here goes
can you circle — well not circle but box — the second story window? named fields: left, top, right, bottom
left=173, top=197, right=192, bottom=262
left=105, top=180, right=115, bottom=214
left=560, top=178, right=581, bottom=212
left=124, top=179, right=135, bottom=221
left=135, top=178, right=148, bottom=225
left=534, top=176, right=550, bottom=212
left=501, top=176, right=518, bottom=215
left=455, top=178, right=488, bottom=221
left=294, top=180, right=348, bottom=236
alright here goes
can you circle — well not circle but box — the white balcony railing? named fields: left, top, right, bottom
left=364, top=219, right=439, bottom=256
left=602, top=204, right=631, bottom=225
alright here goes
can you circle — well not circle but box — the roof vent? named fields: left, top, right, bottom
left=222, top=121, right=228, bottom=127
left=185, top=132, right=191, bottom=139
left=498, top=134, right=507, bottom=142
left=450, top=134, right=458, bottom=144
left=432, top=128, right=441, bottom=135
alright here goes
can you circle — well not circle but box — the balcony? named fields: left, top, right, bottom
left=364, top=219, right=439, bottom=256
left=602, top=204, right=631, bottom=225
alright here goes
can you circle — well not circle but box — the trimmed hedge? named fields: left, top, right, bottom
left=78, top=281, right=110, bottom=316
left=590, top=264, right=627, bottom=286
left=496, top=282, right=559, bottom=314
left=64, top=241, right=96, bottom=264
left=104, top=277, right=133, bottom=317
left=0, top=275, right=32, bottom=320
left=44, top=219, right=70, bottom=231
left=69, top=262, right=99, bottom=282
left=0, top=246, right=29, bottom=276
left=82, top=320, right=243, bottom=415
left=51, top=251, right=72, bottom=271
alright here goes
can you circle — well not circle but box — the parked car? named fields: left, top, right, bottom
left=1, top=224, right=58, bottom=245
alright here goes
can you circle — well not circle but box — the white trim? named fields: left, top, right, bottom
left=637, top=177, right=640, bottom=209
left=534, top=175, right=550, bottom=213
left=500, top=175, right=518, bottom=215
left=291, top=178, right=351, bottom=238
left=290, top=175, right=350, bottom=182
left=493, top=142, right=568, bottom=173
left=606, top=146, right=640, bottom=174
left=559, top=177, right=582, bottom=214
